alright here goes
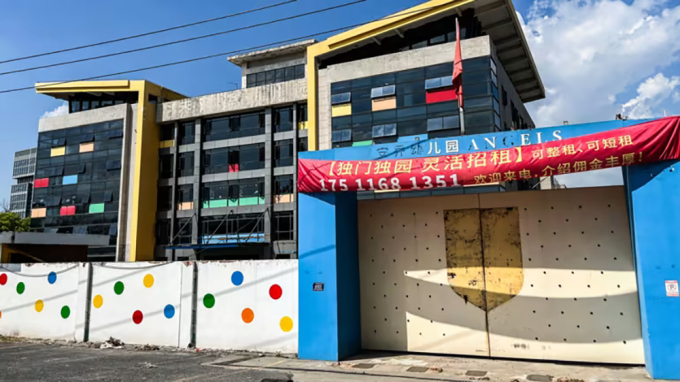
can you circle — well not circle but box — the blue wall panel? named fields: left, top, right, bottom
left=625, top=160, right=680, bottom=380
left=298, top=192, right=361, bottom=360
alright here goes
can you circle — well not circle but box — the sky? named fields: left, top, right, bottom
left=1, top=0, right=680, bottom=200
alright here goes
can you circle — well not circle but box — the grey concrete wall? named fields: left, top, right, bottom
left=492, top=47, right=534, bottom=129
left=157, top=80, right=307, bottom=123
left=38, top=104, right=129, bottom=132
left=118, top=105, right=138, bottom=261
left=317, top=36, right=494, bottom=150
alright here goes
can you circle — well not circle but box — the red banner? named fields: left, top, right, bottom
left=298, top=117, right=680, bottom=193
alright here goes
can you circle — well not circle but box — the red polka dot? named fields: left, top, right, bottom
left=132, top=310, right=143, bottom=324
left=0, top=274, right=6, bottom=286
left=269, top=284, right=282, bottom=300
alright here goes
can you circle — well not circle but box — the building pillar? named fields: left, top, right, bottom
left=624, top=160, right=680, bottom=380
left=191, top=119, right=202, bottom=247
left=292, top=104, right=299, bottom=258
left=169, top=122, right=179, bottom=260
left=264, top=108, right=273, bottom=257
left=298, top=192, right=361, bottom=360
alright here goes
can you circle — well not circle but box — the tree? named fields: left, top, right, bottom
left=0, top=212, right=30, bottom=232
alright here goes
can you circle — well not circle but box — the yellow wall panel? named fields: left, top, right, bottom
left=50, top=147, right=65, bottom=157
left=331, top=104, right=352, bottom=117
left=159, top=140, right=174, bottom=149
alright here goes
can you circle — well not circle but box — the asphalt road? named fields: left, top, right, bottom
left=0, top=342, right=426, bottom=382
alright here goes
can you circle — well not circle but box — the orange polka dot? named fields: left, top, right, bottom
left=241, top=308, right=254, bottom=324
left=0, top=311, right=2, bottom=319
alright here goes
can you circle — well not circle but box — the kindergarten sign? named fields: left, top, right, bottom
left=298, top=117, right=680, bottom=193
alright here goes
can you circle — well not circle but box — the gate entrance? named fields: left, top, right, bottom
left=358, top=187, right=644, bottom=364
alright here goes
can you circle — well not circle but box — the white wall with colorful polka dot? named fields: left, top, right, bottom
left=0, top=263, right=89, bottom=341
left=196, top=260, right=298, bottom=353
left=88, top=262, right=193, bottom=347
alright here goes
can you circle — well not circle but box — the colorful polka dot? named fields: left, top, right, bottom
left=0, top=273, right=7, bottom=286
left=114, top=281, right=124, bottom=295
left=132, top=310, right=143, bottom=324
left=16, top=282, right=25, bottom=295
left=93, top=295, right=103, bottom=309
left=203, top=294, right=215, bottom=309
left=241, top=308, right=254, bottom=324
left=61, top=306, right=70, bottom=319
left=164, top=304, right=175, bottom=319
left=280, top=316, right=294, bottom=332
left=47, top=272, right=57, bottom=285
left=143, top=274, right=154, bottom=288
left=35, top=300, right=44, bottom=313
left=269, top=284, right=282, bottom=300
left=231, top=271, right=244, bottom=286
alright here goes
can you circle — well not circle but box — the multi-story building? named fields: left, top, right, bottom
left=32, top=0, right=542, bottom=262
left=10, top=148, right=37, bottom=218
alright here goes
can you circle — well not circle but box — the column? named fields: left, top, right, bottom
left=191, top=119, right=202, bottom=247
left=624, top=160, right=680, bottom=380
left=298, top=192, right=361, bottom=361
left=169, top=122, right=179, bottom=260
left=292, top=104, right=299, bottom=258
left=264, top=108, right=273, bottom=257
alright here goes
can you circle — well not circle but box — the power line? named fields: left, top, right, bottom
left=0, top=3, right=445, bottom=95
left=0, top=0, right=364, bottom=77
left=0, top=0, right=296, bottom=65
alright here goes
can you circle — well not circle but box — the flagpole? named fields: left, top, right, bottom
left=454, top=17, right=465, bottom=136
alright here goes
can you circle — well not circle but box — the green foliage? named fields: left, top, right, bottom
left=0, top=212, right=30, bottom=232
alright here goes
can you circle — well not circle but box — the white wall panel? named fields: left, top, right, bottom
left=195, top=260, right=298, bottom=353
left=89, top=262, right=187, bottom=347
left=0, top=263, right=84, bottom=340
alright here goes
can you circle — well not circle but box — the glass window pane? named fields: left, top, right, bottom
left=427, top=118, right=443, bottom=131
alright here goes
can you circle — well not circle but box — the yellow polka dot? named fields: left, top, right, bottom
left=35, top=300, right=44, bottom=313
left=93, top=295, right=103, bottom=309
left=143, top=274, right=154, bottom=288
left=280, top=316, right=294, bottom=332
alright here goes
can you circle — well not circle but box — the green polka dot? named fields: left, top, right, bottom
left=114, top=281, right=124, bottom=295
left=203, top=294, right=215, bottom=309
left=16, top=282, right=25, bottom=295
left=61, top=306, right=70, bottom=319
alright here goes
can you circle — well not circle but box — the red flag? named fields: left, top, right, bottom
left=453, top=18, right=463, bottom=108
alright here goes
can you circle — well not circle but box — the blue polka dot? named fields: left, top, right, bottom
left=47, top=272, right=57, bottom=285
left=163, top=304, right=175, bottom=319
left=231, top=271, right=244, bottom=286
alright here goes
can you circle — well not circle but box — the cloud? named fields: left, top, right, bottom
left=518, top=0, right=680, bottom=187
left=40, top=103, right=68, bottom=119
left=519, top=0, right=680, bottom=128
left=622, top=73, right=680, bottom=119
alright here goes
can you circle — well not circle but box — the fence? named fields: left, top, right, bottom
left=0, top=260, right=298, bottom=353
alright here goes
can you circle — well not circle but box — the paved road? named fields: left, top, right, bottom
left=0, top=342, right=427, bottom=382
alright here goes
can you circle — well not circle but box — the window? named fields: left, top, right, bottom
left=202, top=147, right=229, bottom=174
left=332, top=129, right=352, bottom=143
left=273, top=211, right=294, bottom=241
left=245, top=64, right=305, bottom=88
left=427, top=115, right=460, bottom=131
left=331, top=93, right=351, bottom=105
left=157, top=186, right=173, bottom=211
left=239, top=143, right=265, bottom=171
left=372, top=124, right=397, bottom=138
left=160, top=125, right=174, bottom=141
left=274, top=140, right=293, bottom=167
left=156, top=219, right=172, bottom=245
left=275, top=175, right=294, bottom=195
left=159, top=154, right=174, bottom=179
left=175, top=218, right=192, bottom=244
left=425, top=76, right=453, bottom=90
left=204, top=111, right=265, bottom=141
left=297, top=104, right=308, bottom=122
left=178, top=121, right=195, bottom=145
left=502, top=86, right=508, bottom=106
left=274, top=107, right=293, bottom=132
left=178, top=152, right=194, bottom=177
left=177, top=185, right=193, bottom=204
left=298, top=137, right=308, bottom=153
left=239, top=179, right=264, bottom=199
left=370, top=85, right=396, bottom=98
